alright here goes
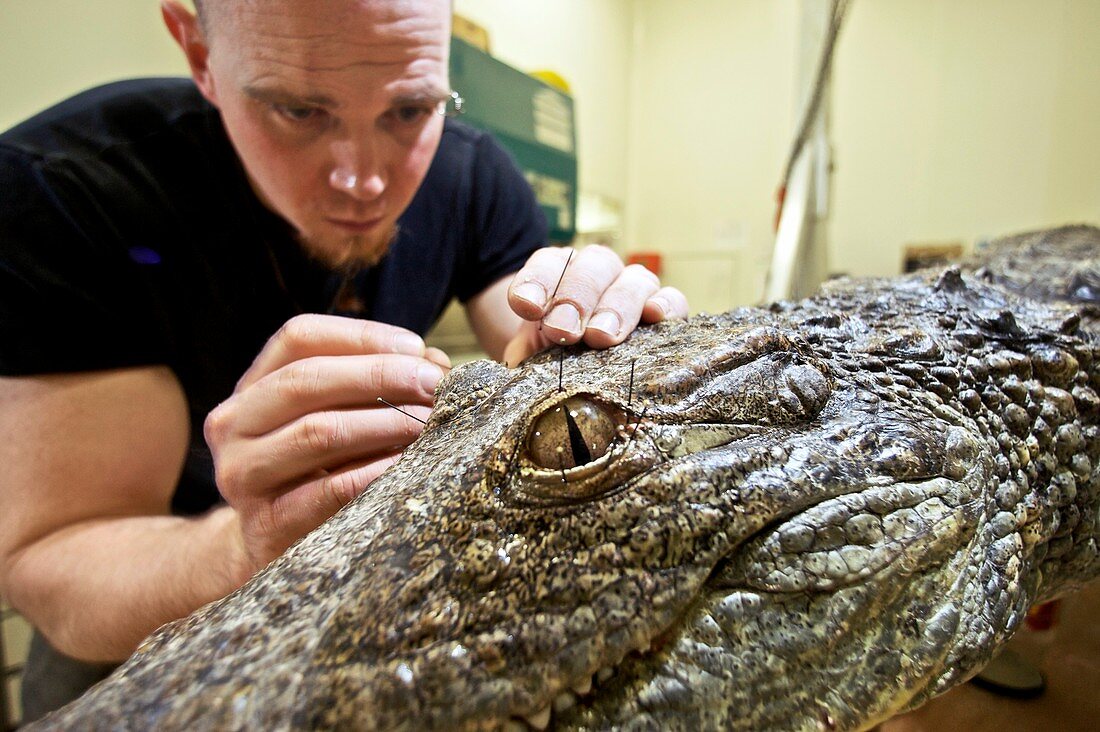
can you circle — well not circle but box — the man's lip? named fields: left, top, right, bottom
left=326, top=216, right=384, bottom=232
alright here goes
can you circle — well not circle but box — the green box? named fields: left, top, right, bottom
left=449, top=37, right=578, bottom=244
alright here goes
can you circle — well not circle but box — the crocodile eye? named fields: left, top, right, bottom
left=528, top=396, right=617, bottom=469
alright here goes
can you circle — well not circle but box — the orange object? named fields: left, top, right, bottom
left=774, top=184, right=787, bottom=232
left=1025, top=600, right=1060, bottom=631
left=627, top=252, right=663, bottom=277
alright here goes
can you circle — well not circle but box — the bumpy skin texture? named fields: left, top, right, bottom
left=31, top=226, right=1100, bottom=731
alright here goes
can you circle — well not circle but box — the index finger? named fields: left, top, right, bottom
left=237, top=314, right=427, bottom=390
left=507, top=246, right=576, bottom=321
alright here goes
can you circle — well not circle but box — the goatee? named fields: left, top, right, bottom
left=301, top=224, right=400, bottom=275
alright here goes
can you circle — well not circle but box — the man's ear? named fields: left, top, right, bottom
left=161, top=0, right=218, bottom=106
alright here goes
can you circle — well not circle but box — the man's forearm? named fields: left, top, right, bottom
left=5, top=505, right=247, bottom=662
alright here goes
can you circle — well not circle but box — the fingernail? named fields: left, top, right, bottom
left=544, top=303, right=581, bottom=335
left=649, top=297, right=670, bottom=318
left=395, top=332, right=425, bottom=356
left=425, top=346, right=452, bottom=370
left=588, top=310, right=621, bottom=337
left=418, top=362, right=443, bottom=393
left=514, top=282, right=547, bottom=309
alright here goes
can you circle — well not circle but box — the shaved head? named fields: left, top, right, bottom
left=191, top=0, right=214, bottom=35
left=190, top=1, right=453, bottom=47
left=191, top=0, right=231, bottom=36
left=164, top=0, right=454, bottom=269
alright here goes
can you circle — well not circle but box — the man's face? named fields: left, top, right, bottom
left=194, top=0, right=451, bottom=269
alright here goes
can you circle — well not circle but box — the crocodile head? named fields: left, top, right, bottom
left=306, top=319, right=993, bottom=731
left=40, top=268, right=1100, bottom=732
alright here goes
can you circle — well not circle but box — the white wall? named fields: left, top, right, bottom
left=621, top=0, right=1100, bottom=308
left=830, top=0, right=1100, bottom=276
left=624, top=0, right=800, bottom=312
left=0, top=0, right=188, bottom=131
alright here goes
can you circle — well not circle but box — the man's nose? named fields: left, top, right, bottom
left=328, top=140, right=385, bottom=199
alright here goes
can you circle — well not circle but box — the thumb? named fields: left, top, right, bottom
left=502, top=323, right=545, bottom=367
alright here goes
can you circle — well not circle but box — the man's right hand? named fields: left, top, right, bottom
left=204, top=315, right=450, bottom=577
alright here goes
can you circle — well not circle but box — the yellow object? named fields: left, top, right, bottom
left=452, top=13, right=490, bottom=52
left=529, top=70, right=572, bottom=94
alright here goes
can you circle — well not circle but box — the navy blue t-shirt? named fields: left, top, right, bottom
left=0, top=78, right=547, bottom=514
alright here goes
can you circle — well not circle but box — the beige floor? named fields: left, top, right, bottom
left=1, top=601, right=30, bottom=729
left=881, top=579, right=1100, bottom=731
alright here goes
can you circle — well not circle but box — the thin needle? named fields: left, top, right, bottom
left=558, top=347, right=564, bottom=392
left=539, top=248, right=575, bottom=331
left=627, top=359, right=636, bottom=406
left=377, top=397, right=427, bottom=425
left=626, top=405, right=650, bottom=448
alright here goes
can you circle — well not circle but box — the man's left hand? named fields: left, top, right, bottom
left=502, top=244, right=689, bottom=365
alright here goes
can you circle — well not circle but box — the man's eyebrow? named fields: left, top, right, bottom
left=243, top=84, right=337, bottom=108
left=390, top=84, right=452, bottom=106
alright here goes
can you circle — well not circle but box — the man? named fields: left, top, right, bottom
left=0, top=0, right=687, bottom=720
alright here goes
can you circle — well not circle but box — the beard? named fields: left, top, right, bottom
left=299, top=222, right=400, bottom=273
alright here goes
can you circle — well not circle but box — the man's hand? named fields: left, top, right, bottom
left=502, top=245, right=689, bottom=365
left=204, top=315, right=450, bottom=575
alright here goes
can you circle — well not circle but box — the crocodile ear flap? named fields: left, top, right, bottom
left=430, top=359, right=511, bottom=424
left=659, top=353, right=832, bottom=426
left=713, top=478, right=979, bottom=593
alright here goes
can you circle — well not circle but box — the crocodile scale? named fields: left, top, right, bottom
left=31, top=225, right=1100, bottom=731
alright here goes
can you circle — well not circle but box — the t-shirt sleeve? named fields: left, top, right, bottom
left=452, top=132, right=549, bottom=302
left=0, top=147, right=168, bottom=376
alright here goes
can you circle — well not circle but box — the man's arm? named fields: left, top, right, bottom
left=466, top=244, right=691, bottom=364
left=465, top=275, right=523, bottom=361
left=0, top=317, right=451, bottom=662
left=0, top=367, right=248, bottom=662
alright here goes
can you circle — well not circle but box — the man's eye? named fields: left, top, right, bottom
left=389, top=105, right=433, bottom=125
left=274, top=105, right=323, bottom=123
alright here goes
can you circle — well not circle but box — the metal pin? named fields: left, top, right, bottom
left=539, top=248, right=575, bottom=331
left=377, top=397, right=427, bottom=425
left=627, top=359, right=636, bottom=406
left=626, top=405, right=650, bottom=448
left=558, top=347, right=565, bottom=392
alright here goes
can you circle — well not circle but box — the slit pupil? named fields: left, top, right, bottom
left=564, top=409, right=593, bottom=465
